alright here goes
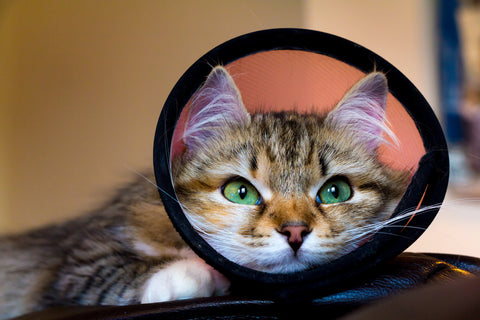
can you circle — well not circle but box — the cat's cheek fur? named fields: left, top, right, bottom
left=140, top=258, right=230, bottom=303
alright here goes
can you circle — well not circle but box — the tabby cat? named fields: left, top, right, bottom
left=0, top=66, right=411, bottom=319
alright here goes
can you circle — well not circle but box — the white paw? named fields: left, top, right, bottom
left=140, top=258, right=230, bottom=303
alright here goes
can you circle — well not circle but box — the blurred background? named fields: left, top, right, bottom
left=0, top=0, right=479, bottom=256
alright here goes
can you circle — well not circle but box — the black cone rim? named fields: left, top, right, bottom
left=153, top=28, right=449, bottom=289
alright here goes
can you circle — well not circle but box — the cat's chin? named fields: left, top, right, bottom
left=258, top=264, right=311, bottom=274
left=244, top=251, right=316, bottom=274
left=251, top=261, right=312, bottom=274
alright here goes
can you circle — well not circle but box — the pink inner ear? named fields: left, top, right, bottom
left=326, top=73, right=393, bottom=153
left=182, top=67, right=249, bottom=153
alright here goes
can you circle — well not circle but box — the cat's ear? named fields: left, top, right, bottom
left=183, top=66, right=250, bottom=152
left=325, top=72, right=393, bottom=152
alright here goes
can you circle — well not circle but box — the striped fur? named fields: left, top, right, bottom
left=0, top=175, right=192, bottom=318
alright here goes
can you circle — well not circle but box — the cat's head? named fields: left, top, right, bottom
left=172, top=66, right=411, bottom=273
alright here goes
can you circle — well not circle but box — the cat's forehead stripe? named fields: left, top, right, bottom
left=249, top=153, right=258, bottom=171
left=253, top=113, right=320, bottom=167
left=305, top=137, right=316, bottom=166
left=319, top=155, right=328, bottom=176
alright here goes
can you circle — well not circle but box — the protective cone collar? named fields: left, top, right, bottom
left=153, top=29, right=449, bottom=291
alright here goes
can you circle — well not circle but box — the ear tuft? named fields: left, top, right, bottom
left=183, top=66, right=249, bottom=152
left=325, top=72, right=395, bottom=152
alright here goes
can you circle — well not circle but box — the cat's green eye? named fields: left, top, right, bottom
left=222, top=179, right=261, bottom=205
left=317, top=177, right=352, bottom=204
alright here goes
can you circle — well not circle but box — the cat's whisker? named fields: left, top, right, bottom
left=123, top=168, right=203, bottom=226
left=377, top=225, right=427, bottom=231
left=345, top=228, right=415, bottom=244
left=342, top=203, right=445, bottom=247
left=383, top=203, right=443, bottom=223
left=342, top=206, right=435, bottom=243
left=124, top=166, right=209, bottom=229
left=344, top=218, right=390, bottom=235
left=125, top=166, right=178, bottom=203
left=368, top=231, right=417, bottom=240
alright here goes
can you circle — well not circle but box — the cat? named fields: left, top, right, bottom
left=0, top=66, right=411, bottom=319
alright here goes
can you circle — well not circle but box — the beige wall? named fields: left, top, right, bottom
left=0, top=0, right=303, bottom=233
left=304, top=0, right=439, bottom=113
left=0, top=1, right=16, bottom=230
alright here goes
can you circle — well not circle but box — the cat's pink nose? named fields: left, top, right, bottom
left=279, top=223, right=311, bottom=253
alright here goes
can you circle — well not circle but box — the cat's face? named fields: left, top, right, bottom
left=172, top=67, right=411, bottom=273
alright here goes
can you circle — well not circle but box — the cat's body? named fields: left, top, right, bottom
left=0, top=174, right=223, bottom=318
left=0, top=67, right=411, bottom=319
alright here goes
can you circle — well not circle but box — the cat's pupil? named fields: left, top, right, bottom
left=329, top=185, right=339, bottom=199
left=238, top=185, right=248, bottom=199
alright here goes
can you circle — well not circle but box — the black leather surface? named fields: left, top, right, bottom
left=340, top=276, right=480, bottom=320
left=12, top=253, right=480, bottom=320
left=424, top=252, right=480, bottom=275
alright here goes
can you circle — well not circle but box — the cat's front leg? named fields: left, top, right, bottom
left=140, top=258, right=230, bottom=303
